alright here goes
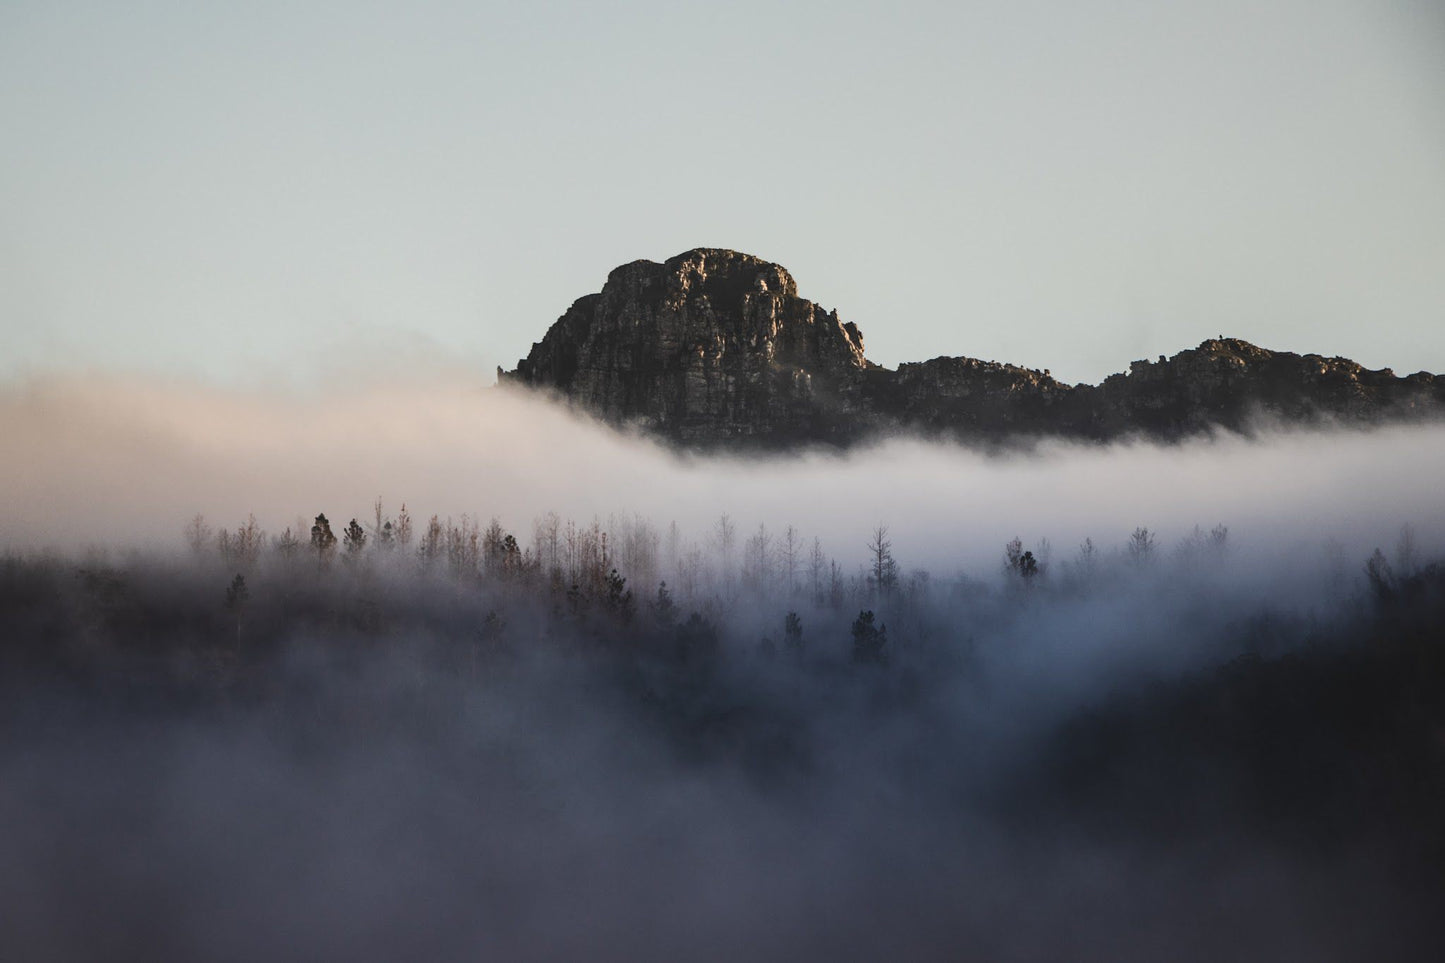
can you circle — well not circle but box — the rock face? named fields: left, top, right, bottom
left=502, top=249, right=1444, bottom=448
left=504, top=249, right=874, bottom=445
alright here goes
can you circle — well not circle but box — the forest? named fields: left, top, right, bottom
left=3, top=497, right=1443, bottom=960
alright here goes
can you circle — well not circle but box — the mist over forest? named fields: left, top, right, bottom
left=3, top=376, right=1444, bottom=960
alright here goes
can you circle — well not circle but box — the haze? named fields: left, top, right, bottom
left=1, top=373, right=1439, bottom=573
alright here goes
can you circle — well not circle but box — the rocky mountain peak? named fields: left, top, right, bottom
left=503, top=250, right=1444, bottom=449
left=501, top=249, right=870, bottom=444
left=638, top=248, right=801, bottom=300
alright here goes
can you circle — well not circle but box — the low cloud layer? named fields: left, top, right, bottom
left=1, top=372, right=1440, bottom=573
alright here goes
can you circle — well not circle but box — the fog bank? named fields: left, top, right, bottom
left=1, top=372, right=1440, bottom=573
left=4, top=370, right=1445, bottom=961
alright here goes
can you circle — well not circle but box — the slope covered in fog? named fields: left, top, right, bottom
left=2, top=371, right=1444, bottom=960
left=2, top=505, right=1443, bottom=960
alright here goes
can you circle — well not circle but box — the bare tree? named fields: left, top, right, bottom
left=1209, top=524, right=1229, bottom=552
left=448, top=516, right=481, bottom=578
left=273, top=526, right=301, bottom=561
left=561, top=518, right=579, bottom=586
left=395, top=504, right=414, bottom=550
left=868, top=524, right=898, bottom=599
left=678, top=543, right=704, bottom=602
left=1176, top=524, right=1228, bottom=568
left=665, top=520, right=682, bottom=585
left=1126, top=527, right=1156, bottom=566
left=713, top=513, right=737, bottom=598
left=418, top=514, right=443, bottom=568
left=224, top=514, right=265, bottom=570
left=613, top=513, right=659, bottom=590
left=1396, top=523, right=1419, bottom=576
left=184, top=514, right=212, bottom=556
left=809, top=537, right=826, bottom=604
left=1073, top=537, right=1099, bottom=580
left=742, top=522, right=773, bottom=593
left=1004, top=537, right=1023, bottom=573
left=216, top=528, right=235, bottom=566
left=371, top=497, right=386, bottom=540
left=569, top=519, right=609, bottom=595
left=370, top=499, right=396, bottom=552
left=779, top=525, right=801, bottom=597
left=533, top=511, right=561, bottom=578
left=481, top=517, right=506, bottom=577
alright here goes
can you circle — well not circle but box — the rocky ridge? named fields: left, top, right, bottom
left=501, top=249, right=1444, bottom=448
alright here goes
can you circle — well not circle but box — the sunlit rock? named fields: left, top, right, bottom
left=504, top=249, right=1445, bottom=448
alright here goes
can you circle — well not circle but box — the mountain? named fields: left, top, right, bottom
left=500, top=248, right=1444, bottom=448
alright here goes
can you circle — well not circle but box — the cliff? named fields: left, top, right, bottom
left=503, top=249, right=874, bottom=445
left=501, top=249, right=1444, bottom=448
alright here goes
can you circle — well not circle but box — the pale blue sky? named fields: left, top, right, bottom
left=2, top=0, right=1443, bottom=385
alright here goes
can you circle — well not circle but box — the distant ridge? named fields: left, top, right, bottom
left=501, top=248, right=1444, bottom=448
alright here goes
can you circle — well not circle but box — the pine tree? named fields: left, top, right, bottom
left=224, top=573, right=249, bottom=643
left=224, top=573, right=249, bottom=611
left=310, top=514, right=337, bottom=566
left=1018, top=551, right=1038, bottom=580
left=500, top=534, right=523, bottom=577
left=851, top=610, right=888, bottom=665
left=784, top=611, right=804, bottom=660
left=604, top=569, right=634, bottom=624
left=1365, top=548, right=1395, bottom=602
left=651, top=580, right=677, bottom=628
left=1005, top=537, right=1042, bottom=584
left=343, top=518, right=367, bottom=558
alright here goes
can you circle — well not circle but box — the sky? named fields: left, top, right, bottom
left=2, top=0, right=1443, bottom=386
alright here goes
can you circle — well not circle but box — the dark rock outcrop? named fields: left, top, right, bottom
left=502, top=248, right=1444, bottom=448
left=503, top=249, right=874, bottom=445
